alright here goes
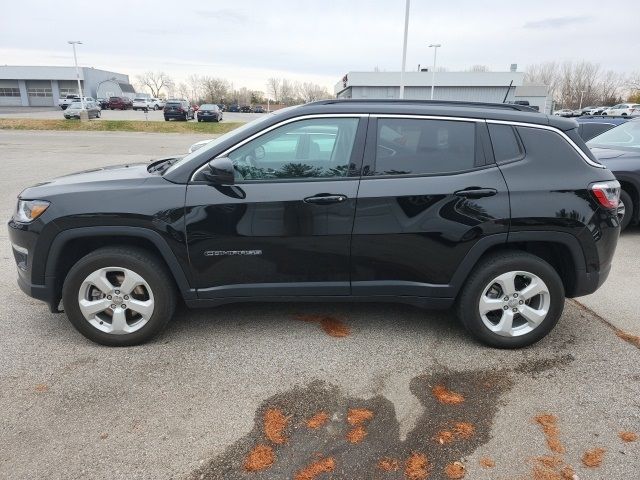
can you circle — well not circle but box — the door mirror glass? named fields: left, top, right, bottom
left=203, top=157, right=235, bottom=185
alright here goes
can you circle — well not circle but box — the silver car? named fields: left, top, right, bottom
left=63, top=101, right=101, bottom=119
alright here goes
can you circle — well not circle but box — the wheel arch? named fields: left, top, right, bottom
left=450, top=231, right=586, bottom=298
left=46, top=227, right=195, bottom=307
left=617, top=177, right=639, bottom=223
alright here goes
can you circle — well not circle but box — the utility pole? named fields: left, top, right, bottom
left=579, top=90, right=585, bottom=110
left=68, top=41, right=85, bottom=110
left=399, top=0, right=410, bottom=99
left=429, top=44, right=441, bottom=100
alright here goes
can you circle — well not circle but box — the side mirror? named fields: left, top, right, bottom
left=203, top=157, right=235, bottom=185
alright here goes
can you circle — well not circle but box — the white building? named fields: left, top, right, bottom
left=335, top=71, right=552, bottom=113
left=0, top=66, right=135, bottom=107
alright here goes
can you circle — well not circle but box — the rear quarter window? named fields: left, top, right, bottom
left=488, top=124, right=524, bottom=163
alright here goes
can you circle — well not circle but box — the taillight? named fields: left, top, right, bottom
left=590, top=181, right=620, bottom=209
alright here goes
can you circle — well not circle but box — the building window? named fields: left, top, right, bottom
left=59, top=88, right=78, bottom=97
left=0, top=88, right=21, bottom=97
left=27, top=88, right=52, bottom=97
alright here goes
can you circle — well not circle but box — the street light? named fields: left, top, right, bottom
left=399, top=0, right=410, bottom=99
left=429, top=44, right=441, bottom=100
left=67, top=41, right=84, bottom=109
left=579, top=90, right=585, bottom=110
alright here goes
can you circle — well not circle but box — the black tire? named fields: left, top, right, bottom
left=619, top=189, right=633, bottom=231
left=62, top=247, right=176, bottom=347
left=455, top=251, right=565, bottom=348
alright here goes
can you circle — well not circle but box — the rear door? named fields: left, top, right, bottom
left=185, top=115, right=367, bottom=299
left=351, top=115, right=509, bottom=298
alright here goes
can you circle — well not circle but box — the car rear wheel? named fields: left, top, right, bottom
left=618, top=189, right=633, bottom=230
left=456, top=252, right=564, bottom=348
left=62, top=247, right=176, bottom=346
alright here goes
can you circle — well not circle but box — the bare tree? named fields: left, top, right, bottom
left=187, top=74, right=203, bottom=103
left=297, top=82, right=331, bottom=103
left=200, top=77, right=230, bottom=103
left=280, top=79, right=297, bottom=105
left=266, top=77, right=282, bottom=103
left=135, top=71, right=175, bottom=98
left=176, top=83, right=190, bottom=101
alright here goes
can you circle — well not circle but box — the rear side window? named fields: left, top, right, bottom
left=372, top=118, right=477, bottom=176
left=488, top=124, right=524, bottom=163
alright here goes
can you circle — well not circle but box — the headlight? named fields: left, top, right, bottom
left=15, top=200, right=50, bottom=223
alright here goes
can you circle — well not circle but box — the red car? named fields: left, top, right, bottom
left=108, top=96, right=133, bottom=110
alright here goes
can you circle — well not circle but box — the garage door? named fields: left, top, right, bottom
left=0, top=81, right=21, bottom=106
left=26, top=80, right=53, bottom=106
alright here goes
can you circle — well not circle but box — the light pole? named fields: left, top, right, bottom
left=68, top=41, right=85, bottom=109
left=429, top=44, right=441, bottom=100
left=579, top=90, right=585, bottom=110
left=399, top=0, right=410, bottom=99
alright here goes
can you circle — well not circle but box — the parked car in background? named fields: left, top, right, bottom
left=8, top=100, right=621, bottom=347
left=587, top=119, right=640, bottom=230
left=602, top=104, right=640, bottom=116
left=630, top=105, right=640, bottom=117
left=63, top=101, right=101, bottom=119
left=217, top=104, right=226, bottom=112
left=253, top=105, right=265, bottom=113
left=58, top=95, right=96, bottom=110
left=150, top=98, right=165, bottom=110
left=108, top=96, right=133, bottom=110
left=227, top=104, right=240, bottom=112
left=575, top=116, right=630, bottom=142
left=553, top=109, right=574, bottom=117
left=163, top=99, right=194, bottom=121
left=240, top=105, right=252, bottom=113
left=585, top=106, right=609, bottom=116
left=97, top=98, right=110, bottom=110
left=132, top=98, right=153, bottom=111
left=197, top=104, right=223, bottom=122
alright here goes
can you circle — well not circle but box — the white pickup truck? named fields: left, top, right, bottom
left=58, top=95, right=96, bottom=110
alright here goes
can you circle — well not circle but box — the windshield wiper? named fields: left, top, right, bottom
left=148, top=157, right=180, bottom=174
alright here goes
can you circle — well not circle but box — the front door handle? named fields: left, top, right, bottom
left=303, top=194, right=348, bottom=205
left=454, top=188, right=497, bottom=199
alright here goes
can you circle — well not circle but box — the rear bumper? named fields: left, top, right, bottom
left=570, top=263, right=611, bottom=298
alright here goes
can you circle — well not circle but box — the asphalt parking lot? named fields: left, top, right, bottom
left=0, top=130, right=638, bottom=479
left=0, top=106, right=264, bottom=123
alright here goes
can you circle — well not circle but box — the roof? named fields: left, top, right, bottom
left=0, top=65, right=127, bottom=81
left=299, top=99, right=575, bottom=130
left=119, top=83, right=135, bottom=93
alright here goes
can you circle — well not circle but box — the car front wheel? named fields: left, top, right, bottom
left=62, top=247, right=176, bottom=346
left=456, top=252, right=564, bottom=348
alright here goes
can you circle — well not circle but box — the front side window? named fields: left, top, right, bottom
left=227, top=118, right=360, bottom=181
left=371, top=118, right=477, bottom=176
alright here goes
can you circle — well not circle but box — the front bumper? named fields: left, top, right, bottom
left=8, top=218, right=62, bottom=313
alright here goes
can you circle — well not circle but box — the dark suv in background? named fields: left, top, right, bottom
left=8, top=100, right=620, bottom=348
left=107, top=96, right=133, bottom=110
left=164, top=99, right=195, bottom=121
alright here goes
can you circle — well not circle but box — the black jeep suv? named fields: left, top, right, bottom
left=8, top=100, right=621, bottom=348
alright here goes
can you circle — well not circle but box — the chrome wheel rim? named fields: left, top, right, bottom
left=479, top=271, right=550, bottom=337
left=77, top=267, right=154, bottom=335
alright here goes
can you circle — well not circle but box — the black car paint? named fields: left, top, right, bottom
left=8, top=101, right=620, bottom=313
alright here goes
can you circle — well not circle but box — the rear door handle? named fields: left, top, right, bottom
left=303, top=194, right=348, bottom=205
left=454, top=188, right=497, bottom=199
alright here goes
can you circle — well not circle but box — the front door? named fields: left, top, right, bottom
left=185, top=116, right=367, bottom=299
left=351, top=116, right=510, bottom=298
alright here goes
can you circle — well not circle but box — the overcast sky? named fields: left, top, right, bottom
left=1, top=0, right=638, bottom=93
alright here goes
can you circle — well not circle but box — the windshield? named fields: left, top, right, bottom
left=68, top=102, right=83, bottom=109
left=200, top=104, right=216, bottom=109
left=164, top=107, right=299, bottom=175
left=587, top=121, right=640, bottom=150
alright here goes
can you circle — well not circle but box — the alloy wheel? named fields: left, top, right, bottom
left=77, top=266, right=154, bottom=335
left=478, top=270, right=550, bottom=337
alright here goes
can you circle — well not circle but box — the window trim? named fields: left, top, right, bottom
left=190, top=114, right=368, bottom=183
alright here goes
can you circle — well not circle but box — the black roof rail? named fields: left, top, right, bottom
left=307, top=98, right=539, bottom=112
